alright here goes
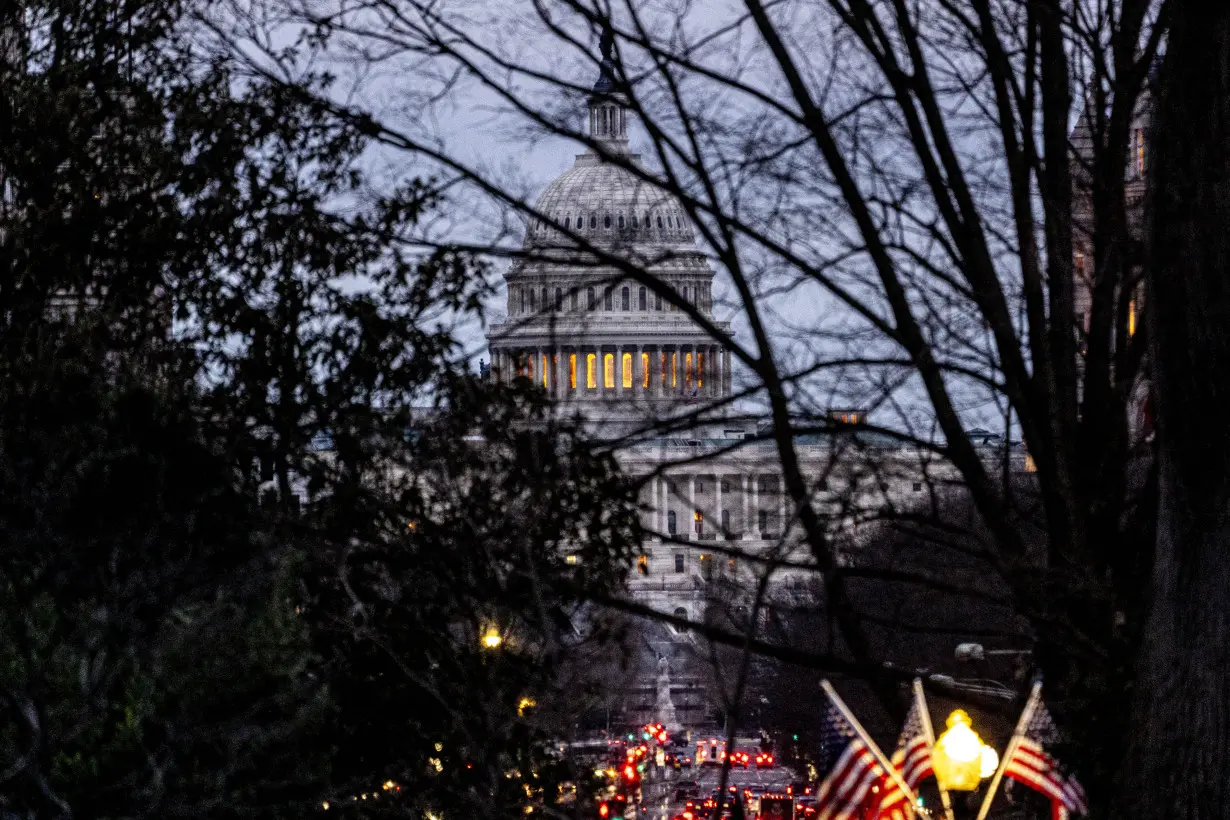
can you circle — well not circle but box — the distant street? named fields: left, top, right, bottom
left=641, top=765, right=796, bottom=820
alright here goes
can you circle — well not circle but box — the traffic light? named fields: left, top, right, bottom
left=792, top=734, right=799, bottom=741
left=657, top=731, right=668, bottom=743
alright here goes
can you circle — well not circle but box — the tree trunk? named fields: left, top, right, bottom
left=1118, top=6, right=1230, bottom=818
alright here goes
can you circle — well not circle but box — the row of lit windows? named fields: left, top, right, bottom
left=659, top=508, right=772, bottom=534
left=515, top=350, right=710, bottom=390
left=530, top=207, right=688, bottom=237
left=632, top=552, right=741, bottom=577
left=512, top=283, right=711, bottom=315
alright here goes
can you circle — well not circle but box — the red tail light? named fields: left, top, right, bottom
left=600, top=805, right=610, bottom=818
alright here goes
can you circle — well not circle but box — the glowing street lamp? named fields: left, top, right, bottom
left=932, top=710, right=985, bottom=792
left=481, top=625, right=504, bottom=650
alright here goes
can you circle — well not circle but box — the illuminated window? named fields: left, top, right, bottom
left=699, top=554, right=713, bottom=580
left=542, top=354, right=549, bottom=389
left=604, top=353, right=615, bottom=388
left=660, top=353, right=667, bottom=387
left=566, top=554, right=579, bottom=565
left=1129, top=299, right=1137, bottom=336
left=1135, top=127, right=1145, bottom=176
left=728, top=557, right=736, bottom=572
left=1075, top=251, right=1086, bottom=278
left=622, top=353, right=633, bottom=388
left=642, top=352, right=650, bottom=388
left=671, top=353, right=678, bottom=387
left=694, top=510, right=703, bottom=535
left=685, top=353, right=694, bottom=387
left=637, top=554, right=649, bottom=575
left=622, top=287, right=630, bottom=311
left=569, top=354, right=577, bottom=389
left=698, top=351, right=705, bottom=388
left=1025, top=454, right=1037, bottom=473
left=587, top=353, right=597, bottom=389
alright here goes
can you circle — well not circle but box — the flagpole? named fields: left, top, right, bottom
left=911, top=679, right=954, bottom=820
left=820, top=680, right=918, bottom=808
left=973, top=680, right=1043, bottom=820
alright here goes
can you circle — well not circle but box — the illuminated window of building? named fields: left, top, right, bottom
left=604, top=353, right=615, bottom=388
left=622, top=352, right=633, bottom=388
left=539, top=354, right=548, bottom=389
left=642, top=352, right=650, bottom=388
left=697, top=351, right=705, bottom=388
left=671, top=353, right=678, bottom=387
left=622, top=287, right=630, bottom=311
left=699, top=554, right=713, bottom=580
left=667, top=510, right=677, bottom=534
left=637, top=554, right=649, bottom=575
left=694, top=509, right=703, bottom=534
left=569, top=354, right=577, bottom=389
left=685, top=353, right=694, bottom=387
left=1024, top=454, right=1037, bottom=473
left=1135, top=127, right=1145, bottom=176
left=1075, top=251, right=1086, bottom=278
left=1129, top=299, right=1137, bottom=336
left=660, top=353, right=667, bottom=387
left=586, top=353, right=597, bottom=389
left=639, top=287, right=647, bottom=311
left=728, top=557, right=736, bottom=572
left=674, top=554, right=685, bottom=573
left=565, top=554, right=579, bottom=565
left=604, top=290, right=613, bottom=311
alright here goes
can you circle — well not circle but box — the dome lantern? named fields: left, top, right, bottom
left=588, top=28, right=630, bottom=152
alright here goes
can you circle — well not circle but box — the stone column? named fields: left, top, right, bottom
left=715, top=476, right=724, bottom=540
left=616, top=345, right=624, bottom=397
left=689, top=475, right=697, bottom=539
left=751, top=474, right=760, bottom=537
left=778, top=475, right=787, bottom=536
left=742, top=475, right=751, bottom=540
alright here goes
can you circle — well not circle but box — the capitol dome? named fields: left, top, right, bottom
left=487, top=51, right=732, bottom=427
left=525, top=156, right=696, bottom=249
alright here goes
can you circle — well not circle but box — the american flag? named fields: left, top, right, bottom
left=815, top=697, right=885, bottom=820
left=868, top=697, right=933, bottom=819
left=1003, top=702, right=1088, bottom=815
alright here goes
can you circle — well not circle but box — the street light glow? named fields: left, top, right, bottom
left=481, top=626, right=503, bottom=649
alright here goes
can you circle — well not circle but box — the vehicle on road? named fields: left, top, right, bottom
left=757, top=794, right=794, bottom=820
left=730, top=751, right=750, bottom=768
left=598, top=794, right=631, bottom=820
left=673, top=781, right=702, bottom=802
left=754, top=752, right=775, bottom=768
left=697, top=738, right=726, bottom=767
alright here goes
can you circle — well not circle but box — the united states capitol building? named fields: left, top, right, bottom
left=482, top=53, right=999, bottom=731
